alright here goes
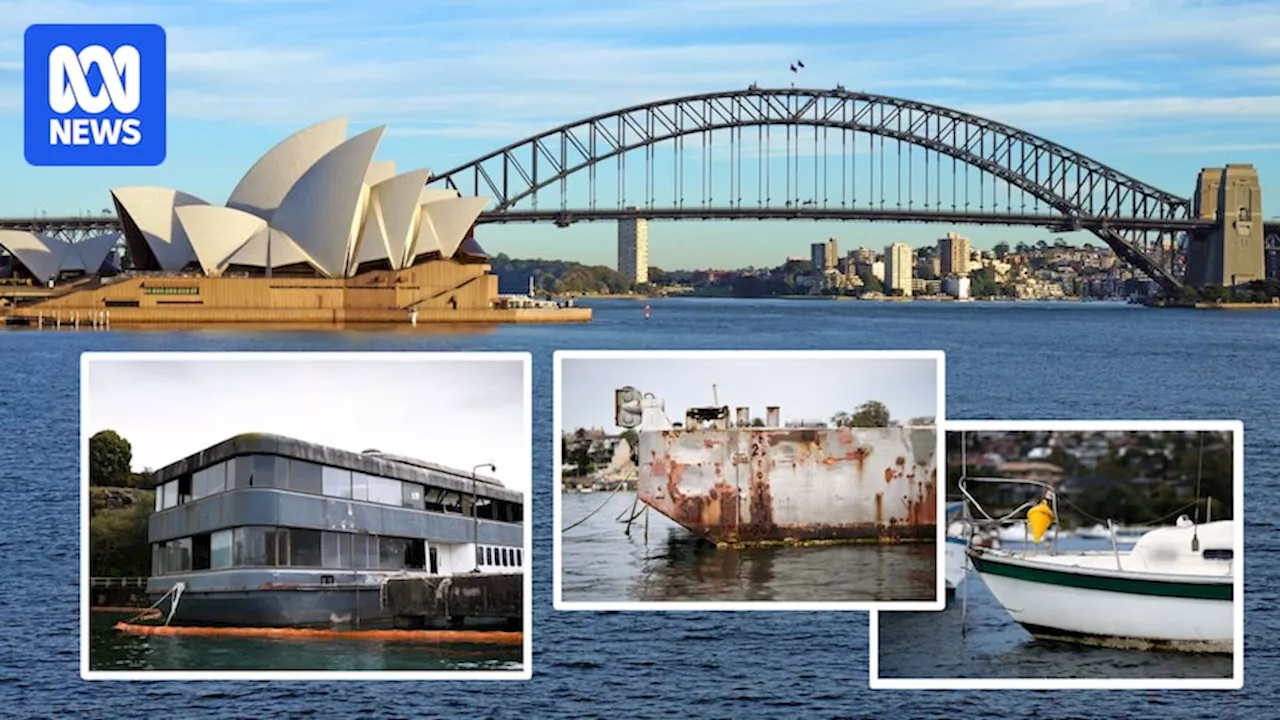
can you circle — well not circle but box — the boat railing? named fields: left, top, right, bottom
left=88, top=576, right=148, bottom=589
left=957, top=474, right=1061, bottom=556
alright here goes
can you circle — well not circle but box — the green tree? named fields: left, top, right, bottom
left=569, top=443, right=595, bottom=477
left=90, top=430, right=133, bottom=487
left=834, top=401, right=891, bottom=428
left=90, top=489, right=153, bottom=576
left=858, top=272, right=883, bottom=294
left=993, top=242, right=1010, bottom=259
left=750, top=418, right=765, bottom=427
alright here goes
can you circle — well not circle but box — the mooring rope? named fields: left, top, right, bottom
left=564, top=470, right=637, bottom=532
left=121, top=582, right=184, bottom=625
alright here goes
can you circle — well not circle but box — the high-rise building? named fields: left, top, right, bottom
left=884, top=243, right=914, bottom=296
left=938, top=232, right=972, bottom=277
left=811, top=238, right=839, bottom=273
left=617, top=209, right=649, bottom=284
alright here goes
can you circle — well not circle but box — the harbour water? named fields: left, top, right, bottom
left=2, top=297, right=1277, bottom=716
left=560, top=491, right=936, bottom=603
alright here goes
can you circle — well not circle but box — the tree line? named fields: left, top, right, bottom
left=88, top=430, right=153, bottom=578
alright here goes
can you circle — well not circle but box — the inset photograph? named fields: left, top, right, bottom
left=871, top=421, right=1243, bottom=690
left=81, top=352, right=531, bottom=680
left=554, top=350, right=945, bottom=611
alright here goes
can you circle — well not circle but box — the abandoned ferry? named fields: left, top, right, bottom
left=614, top=387, right=939, bottom=546
left=146, top=433, right=524, bottom=628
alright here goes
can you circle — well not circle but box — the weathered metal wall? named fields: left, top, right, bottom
left=638, top=426, right=937, bottom=545
left=383, top=573, right=523, bottom=624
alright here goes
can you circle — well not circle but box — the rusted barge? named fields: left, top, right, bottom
left=615, top=387, right=938, bottom=547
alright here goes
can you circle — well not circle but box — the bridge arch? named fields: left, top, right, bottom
left=429, top=88, right=1193, bottom=289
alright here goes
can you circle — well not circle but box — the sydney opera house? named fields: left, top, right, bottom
left=0, top=118, right=587, bottom=324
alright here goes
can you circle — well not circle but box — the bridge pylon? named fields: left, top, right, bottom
left=1186, top=164, right=1265, bottom=288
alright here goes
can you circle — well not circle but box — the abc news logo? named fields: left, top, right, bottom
left=48, top=44, right=143, bottom=146
left=24, top=24, right=167, bottom=167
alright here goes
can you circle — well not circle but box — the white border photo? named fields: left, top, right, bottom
left=869, top=419, right=1244, bottom=691
left=80, top=351, right=534, bottom=681
left=553, top=349, right=947, bottom=612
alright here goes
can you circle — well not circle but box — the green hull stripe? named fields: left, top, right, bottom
left=971, top=553, right=1233, bottom=601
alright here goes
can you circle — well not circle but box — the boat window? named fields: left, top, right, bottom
left=516, top=549, right=522, bottom=566
left=249, top=455, right=285, bottom=488
left=191, top=533, right=211, bottom=571
left=159, top=481, right=178, bottom=510
left=352, top=472, right=372, bottom=502
left=406, top=539, right=426, bottom=570
left=485, top=547, right=494, bottom=566
left=321, top=531, right=352, bottom=569
left=211, top=529, right=233, bottom=569
left=322, top=466, right=352, bottom=499
left=288, top=529, right=323, bottom=567
left=233, top=526, right=278, bottom=567
left=289, top=460, right=323, bottom=495
left=352, top=534, right=377, bottom=569
left=368, top=476, right=402, bottom=507
left=380, top=537, right=410, bottom=570
left=475, top=546, right=483, bottom=567
left=192, top=463, right=226, bottom=500
left=170, top=537, right=192, bottom=573
left=402, top=482, right=425, bottom=510
left=229, top=456, right=255, bottom=489
left=441, top=491, right=463, bottom=514
left=1203, top=548, right=1233, bottom=561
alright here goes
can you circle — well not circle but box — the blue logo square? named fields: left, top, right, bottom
left=23, top=23, right=167, bottom=167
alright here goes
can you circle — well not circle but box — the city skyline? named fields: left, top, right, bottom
left=3, top=0, right=1278, bottom=269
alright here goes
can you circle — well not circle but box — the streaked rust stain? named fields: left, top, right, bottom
left=639, top=426, right=936, bottom=545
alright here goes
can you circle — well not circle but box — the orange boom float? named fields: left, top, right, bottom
left=114, top=621, right=523, bottom=646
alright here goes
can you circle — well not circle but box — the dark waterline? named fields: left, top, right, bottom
left=560, top=491, right=936, bottom=603
left=2, top=297, right=1277, bottom=717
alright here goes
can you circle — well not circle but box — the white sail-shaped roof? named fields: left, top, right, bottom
left=223, top=229, right=267, bottom=267
left=221, top=228, right=321, bottom=272
left=111, top=187, right=207, bottom=271
left=270, top=125, right=387, bottom=278
left=266, top=228, right=323, bottom=269
left=73, top=233, right=121, bottom=274
left=225, top=117, right=349, bottom=222
left=414, top=195, right=490, bottom=261
left=175, top=206, right=269, bottom=275
left=419, top=188, right=458, bottom=205
left=0, top=231, right=66, bottom=283
left=351, top=168, right=434, bottom=273
left=365, top=160, right=396, bottom=186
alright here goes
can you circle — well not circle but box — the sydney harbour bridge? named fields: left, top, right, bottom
left=4, top=87, right=1276, bottom=295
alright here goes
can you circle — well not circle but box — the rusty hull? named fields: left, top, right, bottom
left=638, top=426, right=937, bottom=546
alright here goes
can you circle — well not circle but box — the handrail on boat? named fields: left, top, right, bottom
left=957, top=474, right=1062, bottom=556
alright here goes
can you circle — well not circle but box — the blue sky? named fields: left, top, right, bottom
left=3, top=0, right=1279, bottom=270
